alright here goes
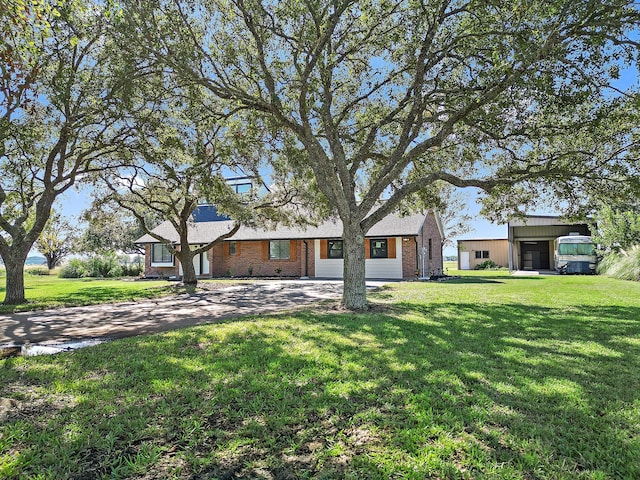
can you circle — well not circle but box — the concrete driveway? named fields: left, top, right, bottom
left=0, top=280, right=385, bottom=346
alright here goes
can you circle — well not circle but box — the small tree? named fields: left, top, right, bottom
left=439, top=195, right=473, bottom=250
left=401, top=183, right=473, bottom=249
left=35, top=213, right=76, bottom=270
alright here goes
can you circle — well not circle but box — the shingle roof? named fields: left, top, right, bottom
left=135, top=211, right=431, bottom=244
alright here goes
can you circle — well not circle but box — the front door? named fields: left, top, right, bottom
left=201, top=251, right=210, bottom=275
left=460, top=251, right=470, bottom=270
left=179, top=248, right=210, bottom=276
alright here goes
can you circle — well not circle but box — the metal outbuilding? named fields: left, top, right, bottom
left=507, top=216, right=591, bottom=271
left=457, top=239, right=509, bottom=270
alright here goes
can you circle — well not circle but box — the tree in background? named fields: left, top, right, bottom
left=97, top=58, right=309, bottom=288
left=120, top=0, right=640, bottom=309
left=592, top=205, right=640, bottom=255
left=401, top=183, right=473, bottom=249
left=35, top=212, right=76, bottom=270
left=439, top=203, right=473, bottom=251
left=75, top=200, right=151, bottom=256
left=592, top=204, right=640, bottom=281
left=0, top=1, right=135, bottom=304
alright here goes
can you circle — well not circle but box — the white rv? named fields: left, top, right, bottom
left=553, top=235, right=597, bottom=274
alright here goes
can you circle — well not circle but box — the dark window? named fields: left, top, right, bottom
left=152, top=244, right=173, bottom=264
left=229, top=241, right=237, bottom=255
left=475, top=250, right=490, bottom=259
left=370, top=239, right=388, bottom=259
left=428, top=238, right=433, bottom=260
left=558, top=243, right=595, bottom=255
left=269, top=240, right=290, bottom=259
left=328, top=240, right=343, bottom=259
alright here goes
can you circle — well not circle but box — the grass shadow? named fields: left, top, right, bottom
left=2, top=296, right=640, bottom=478
left=0, top=283, right=174, bottom=314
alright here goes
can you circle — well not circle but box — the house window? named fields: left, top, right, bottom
left=151, top=244, right=173, bottom=264
left=328, top=240, right=343, bottom=259
left=269, top=240, right=290, bottom=260
left=475, top=250, right=490, bottom=259
left=370, top=239, right=388, bottom=259
left=229, top=241, right=237, bottom=255
left=234, top=182, right=252, bottom=194
left=428, top=238, right=433, bottom=260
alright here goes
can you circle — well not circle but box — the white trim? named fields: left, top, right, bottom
left=151, top=244, right=174, bottom=266
left=202, top=251, right=210, bottom=275
left=151, top=262, right=174, bottom=267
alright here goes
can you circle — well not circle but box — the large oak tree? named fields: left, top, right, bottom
left=0, top=1, right=134, bottom=304
left=121, top=1, right=639, bottom=308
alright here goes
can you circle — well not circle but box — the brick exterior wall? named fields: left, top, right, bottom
left=210, top=240, right=312, bottom=278
left=299, top=240, right=315, bottom=277
left=409, top=211, right=443, bottom=278
left=401, top=238, right=419, bottom=279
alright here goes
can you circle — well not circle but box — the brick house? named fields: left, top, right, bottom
left=136, top=211, right=443, bottom=280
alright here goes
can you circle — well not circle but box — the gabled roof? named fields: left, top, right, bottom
left=135, top=211, right=435, bottom=244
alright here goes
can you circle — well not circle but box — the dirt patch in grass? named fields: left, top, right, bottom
left=308, top=299, right=396, bottom=315
left=0, top=385, right=77, bottom=424
left=195, top=281, right=248, bottom=292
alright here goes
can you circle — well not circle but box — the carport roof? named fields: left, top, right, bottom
left=135, top=211, right=432, bottom=244
left=508, top=215, right=577, bottom=227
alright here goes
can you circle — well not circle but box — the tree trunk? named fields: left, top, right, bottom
left=179, top=252, right=198, bottom=292
left=2, top=248, right=29, bottom=305
left=342, top=222, right=368, bottom=310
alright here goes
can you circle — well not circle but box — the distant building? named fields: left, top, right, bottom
left=457, top=239, right=508, bottom=270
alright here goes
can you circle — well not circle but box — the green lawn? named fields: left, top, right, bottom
left=0, top=272, right=174, bottom=313
left=2, top=272, right=640, bottom=479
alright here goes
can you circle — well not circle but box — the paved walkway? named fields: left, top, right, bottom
left=0, top=280, right=384, bottom=346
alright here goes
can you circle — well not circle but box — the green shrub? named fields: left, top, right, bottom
left=598, top=246, right=640, bottom=281
left=26, top=266, right=51, bottom=276
left=88, top=253, right=121, bottom=278
left=59, top=254, right=143, bottom=279
left=475, top=259, right=500, bottom=270
left=596, top=251, right=618, bottom=274
left=120, top=263, right=143, bottom=277
left=115, top=254, right=143, bottom=277
left=59, top=259, right=90, bottom=278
